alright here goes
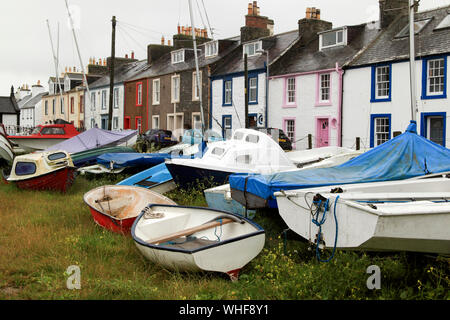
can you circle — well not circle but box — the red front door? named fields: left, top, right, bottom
left=124, top=117, right=131, bottom=130
left=316, top=118, right=329, bottom=148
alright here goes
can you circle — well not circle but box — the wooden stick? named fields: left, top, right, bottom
left=147, top=218, right=234, bottom=245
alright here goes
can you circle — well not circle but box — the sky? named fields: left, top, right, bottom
left=0, top=0, right=449, bottom=96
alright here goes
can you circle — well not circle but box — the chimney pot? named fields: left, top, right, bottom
left=168, top=39, right=171, bottom=46
left=177, top=24, right=181, bottom=34
left=248, top=3, right=253, bottom=15
left=125, top=54, right=128, bottom=58
left=161, top=36, right=165, bottom=45
left=131, top=51, right=135, bottom=59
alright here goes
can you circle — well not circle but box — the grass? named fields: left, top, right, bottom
left=0, top=174, right=448, bottom=300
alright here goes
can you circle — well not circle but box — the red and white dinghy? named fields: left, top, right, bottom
left=7, top=150, right=77, bottom=192
left=83, top=185, right=176, bottom=234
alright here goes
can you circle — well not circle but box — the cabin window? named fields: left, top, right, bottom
left=211, top=147, right=225, bottom=156
left=15, top=162, right=36, bottom=176
left=245, top=134, right=260, bottom=144
left=48, top=152, right=67, bottom=161
left=233, top=131, right=244, bottom=140
left=236, top=154, right=252, bottom=164
left=41, top=127, right=65, bottom=135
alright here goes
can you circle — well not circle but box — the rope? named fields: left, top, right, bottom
left=312, top=195, right=340, bottom=262
left=214, top=218, right=223, bottom=241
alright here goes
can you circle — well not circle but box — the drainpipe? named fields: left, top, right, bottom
left=336, top=62, right=344, bottom=147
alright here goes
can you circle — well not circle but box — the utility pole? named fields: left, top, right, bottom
left=244, top=53, right=249, bottom=128
left=409, top=0, right=417, bottom=122
left=108, top=16, right=116, bottom=131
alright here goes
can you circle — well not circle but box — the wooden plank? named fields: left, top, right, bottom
left=147, top=218, right=234, bottom=245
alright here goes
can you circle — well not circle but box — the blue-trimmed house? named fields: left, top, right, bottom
left=342, top=3, right=450, bottom=148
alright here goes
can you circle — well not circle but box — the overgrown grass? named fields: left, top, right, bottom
left=0, top=175, right=448, bottom=300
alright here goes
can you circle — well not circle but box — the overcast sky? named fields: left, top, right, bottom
left=0, top=0, right=449, bottom=96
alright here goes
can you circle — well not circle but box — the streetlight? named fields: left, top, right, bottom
left=256, top=49, right=269, bottom=128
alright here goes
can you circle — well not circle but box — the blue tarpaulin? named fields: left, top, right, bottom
left=97, top=152, right=170, bottom=169
left=229, top=121, right=450, bottom=203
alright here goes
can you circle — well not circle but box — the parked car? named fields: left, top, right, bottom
left=250, top=127, right=293, bottom=151
left=141, top=129, right=176, bottom=148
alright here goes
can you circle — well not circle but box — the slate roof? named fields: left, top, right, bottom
left=19, top=92, right=48, bottom=109
left=89, top=60, right=150, bottom=89
left=212, top=30, right=300, bottom=77
left=350, top=5, right=450, bottom=67
left=0, top=96, right=19, bottom=114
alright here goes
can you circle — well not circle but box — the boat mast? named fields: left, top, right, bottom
left=188, top=0, right=206, bottom=137
left=409, top=0, right=417, bottom=122
left=46, top=20, right=64, bottom=123
left=64, top=0, right=92, bottom=127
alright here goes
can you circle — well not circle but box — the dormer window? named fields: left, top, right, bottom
left=396, top=18, right=432, bottom=38
left=243, top=41, right=262, bottom=57
left=171, top=49, right=185, bottom=64
left=205, top=41, right=218, bottom=58
left=319, top=28, right=347, bottom=50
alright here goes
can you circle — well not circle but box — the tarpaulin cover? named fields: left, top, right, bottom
left=97, top=153, right=170, bottom=169
left=45, top=128, right=138, bottom=154
left=229, top=121, right=450, bottom=201
left=117, top=163, right=172, bottom=187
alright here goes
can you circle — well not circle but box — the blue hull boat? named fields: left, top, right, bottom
left=117, top=163, right=176, bottom=194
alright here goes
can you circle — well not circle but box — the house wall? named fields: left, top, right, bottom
left=41, top=94, right=65, bottom=125
left=86, top=85, right=124, bottom=130
left=124, top=79, right=149, bottom=133
left=342, top=56, right=450, bottom=148
left=211, top=70, right=266, bottom=136
left=268, top=69, right=342, bottom=150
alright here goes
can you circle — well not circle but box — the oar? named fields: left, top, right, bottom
left=147, top=218, right=235, bottom=245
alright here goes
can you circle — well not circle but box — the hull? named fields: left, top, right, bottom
left=275, top=178, right=450, bottom=254
left=132, top=205, right=265, bottom=280
left=14, top=167, right=77, bottom=193
left=117, top=163, right=176, bottom=194
left=204, top=184, right=256, bottom=218
left=0, top=140, right=13, bottom=164
left=72, top=146, right=135, bottom=168
left=166, top=162, right=232, bottom=189
left=83, top=185, right=176, bottom=234
left=9, top=137, right=68, bottom=151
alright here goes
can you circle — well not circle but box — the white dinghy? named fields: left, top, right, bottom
left=132, top=204, right=265, bottom=280
left=274, top=177, right=450, bottom=256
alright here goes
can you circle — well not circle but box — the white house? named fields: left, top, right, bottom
left=342, top=4, right=450, bottom=149
left=18, top=82, right=47, bottom=128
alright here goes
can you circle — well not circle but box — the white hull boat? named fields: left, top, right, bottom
left=286, top=146, right=364, bottom=169
left=0, top=140, right=13, bottom=165
left=274, top=177, right=450, bottom=255
left=132, top=205, right=265, bottom=280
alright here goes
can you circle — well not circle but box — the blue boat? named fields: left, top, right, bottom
left=97, top=152, right=171, bottom=171
left=204, top=184, right=256, bottom=219
left=117, top=163, right=176, bottom=194
left=229, top=121, right=450, bottom=209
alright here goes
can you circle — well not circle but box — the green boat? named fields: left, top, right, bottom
left=72, top=146, right=135, bottom=168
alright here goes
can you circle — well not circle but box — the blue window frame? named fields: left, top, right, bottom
left=370, top=114, right=391, bottom=148
left=222, top=115, right=232, bottom=139
left=421, top=56, right=447, bottom=100
left=420, top=112, right=446, bottom=147
left=222, top=78, right=233, bottom=106
left=248, top=76, right=258, bottom=104
left=371, top=63, right=392, bottom=102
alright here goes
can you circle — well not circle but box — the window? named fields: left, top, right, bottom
left=243, top=41, right=262, bottom=57
left=223, top=79, right=232, bottom=106
left=284, top=119, right=296, bottom=144
left=113, top=88, right=119, bottom=109
left=171, top=76, right=180, bottom=103
left=136, top=83, right=143, bottom=106
left=236, top=154, right=252, bottom=164
left=435, top=14, right=450, bottom=31
left=396, top=18, right=432, bottom=38
left=420, top=112, right=446, bottom=147
left=135, top=116, right=143, bottom=133
left=70, top=97, right=74, bottom=114
left=249, top=77, right=258, bottom=103
left=15, top=162, right=36, bottom=176
left=79, top=96, right=84, bottom=113
left=91, top=118, right=96, bottom=129
left=48, top=152, right=67, bottom=161
left=319, top=28, right=346, bottom=50
left=91, top=92, right=96, bottom=110
left=222, top=115, right=232, bottom=139
left=61, top=98, right=65, bottom=114
left=205, top=41, right=218, bottom=58
left=52, top=99, right=55, bottom=115
left=152, top=115, right=160, bottom=129
left=211, top=147, right=225, bottom=156
left=422, top=57, right=447, bottom=99
left=286, top=77, right=296, bottom=104
left=41, top=127, right=65, bottom=135
left=193, top=71, right=202, bottom=101
left=245, top=134, right=260, bottom=144
left=371, top=64, right=392, bottom=102
left=370, top=114, right=391, bottom=148
left=171, top=50, right=185, bottom=64
left=319, top=73, right=331, bottom=103
left=153, top=79, right=160, bottom=105
left=113, top=117, right=119, bottom=130
left=45, top=101, right=48, bottom=115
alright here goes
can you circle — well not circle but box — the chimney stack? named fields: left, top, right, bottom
left=298, top=8, right=332, bottom=45
left=379, top=0, right=413, bottom=29
left=241, top=1, right=272, bottom=42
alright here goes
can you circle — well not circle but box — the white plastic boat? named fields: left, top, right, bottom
left=274, top=177, right=450, bottom=255
left=286, top=146, right=364, bottom=169
left=132, top=204, right=265, bottom=280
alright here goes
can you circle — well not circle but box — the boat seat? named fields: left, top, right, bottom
left=160, top=237, right=217, bottom=251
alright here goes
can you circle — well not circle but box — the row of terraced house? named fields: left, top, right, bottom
left=3, top=0, right=449, bottom=149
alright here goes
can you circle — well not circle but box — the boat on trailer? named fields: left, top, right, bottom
left=7, top=150, right=77, bottom=192
left=83, top=185, right=176, bottom=234
left=132, top=204, right=265, bottom=281
left=274, top=177, right=450, bottom=255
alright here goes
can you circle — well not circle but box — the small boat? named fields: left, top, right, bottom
left=83, top=185, right=176, bottom=234
left=117, top=163, right=176, bottom=194
left=132, top=204, right=265, bottom=280
left=7, top=150, right=77, bottom=192
left=71, top=146, right=135, bottom=168
left=0, top=139, right=14, bottom=166
left=204, top=184, right=256, bottom=219
left=8, top=123, right=80, bottom=151
left=286, top=146, right=364, bottom=169
left=165, top=129, right=297, bottom=189
left=274, top=176, right=450, bottom=255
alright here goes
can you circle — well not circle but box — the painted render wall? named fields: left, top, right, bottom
left=86, top=85, right=124, bottom=130
left=342, top=56, right=450, bottom=149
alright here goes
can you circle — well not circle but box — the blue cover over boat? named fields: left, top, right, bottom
left=97, top=152, right=170, bottom=169
left=229, top=121, right=450, bottom=207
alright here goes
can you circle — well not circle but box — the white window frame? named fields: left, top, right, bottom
left=171, top=49, right=185, bottom=64
left=152, top=79, right=160, bottom=105
left=224, top=80, right=232, bottom=105
left=286, top=77, right=296, bottom=104
left=91, top=92, right=96, bottom=110
left=374, top=117, right=390, bottom=147
left=284, top=119, right=296, bottom=145
left=192, top=71, right=202, bottom=101
left=243, top=41, right=262, bottom=58
left=320, top=73, right=331, bottom=103
left=427, top=58, right=445, bottom=96
left=137, top=83, right=143, bottom=106
left=249, top=77, right=258, bottom=103
left=152, top=115, right=160, bottom=129
left=375, top=66, right=390, bottom=99
left=205, top=41, right=218, bottom=58
left=171, top=75, right=180, bottom=103
left=113, top=88, right=119, bottom=109
left=319, top=28, right=347, bottom=50
left=113, top=116, right=119, bottom=130
left=101, top=90, right=107, bottom=110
